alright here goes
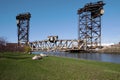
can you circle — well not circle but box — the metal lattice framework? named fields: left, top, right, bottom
left=30, top=39, right=84, bottom=52
left=78, top=1, right=105, bottom=49
left=29, top=36, right=85, bottom=52
left=16, top=12, right=31, bottom=46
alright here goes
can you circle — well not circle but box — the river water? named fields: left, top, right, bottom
left=32, top=51, right=120, bottom=64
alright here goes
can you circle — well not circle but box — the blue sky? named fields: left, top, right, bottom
left=0, top=0, right=120, bottom=44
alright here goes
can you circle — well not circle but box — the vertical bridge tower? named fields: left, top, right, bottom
left=78, top=1, right=105, bottom=49
left=16, top=12, right=31, bottom=46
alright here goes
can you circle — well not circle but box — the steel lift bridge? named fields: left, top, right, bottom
left=16, top=1, right=105, bottom=52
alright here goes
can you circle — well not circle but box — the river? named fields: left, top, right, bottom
left=32, top=51, right=120, bottom=64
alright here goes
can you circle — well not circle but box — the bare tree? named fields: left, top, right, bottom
left=0, top=37, right=7, bottom=52
left=0, top=37, right=7, bottom=46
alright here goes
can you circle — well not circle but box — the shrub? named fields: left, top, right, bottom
left=24, top=46, right=31, bottom=54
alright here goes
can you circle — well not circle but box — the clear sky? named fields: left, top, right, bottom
left=0, top=0, right=120, bottom=44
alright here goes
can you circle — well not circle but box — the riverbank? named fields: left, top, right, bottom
left=97, top=46, right=120, bottom=54
left=0, top=52, right=120, bottom=80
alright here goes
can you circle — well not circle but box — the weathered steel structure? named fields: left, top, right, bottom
left=30, top=36, right=84, bottom=52
left=78, top=1, right=105, bottom=49
left=16, top=1, right=105, bottom=52
left=16, top=12, right=31, bottom=46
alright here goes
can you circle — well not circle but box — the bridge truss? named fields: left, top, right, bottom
left=30, top=39, right=85, bottom=52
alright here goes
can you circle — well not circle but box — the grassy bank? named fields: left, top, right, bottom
left=0, top=52, right=120, bottom=80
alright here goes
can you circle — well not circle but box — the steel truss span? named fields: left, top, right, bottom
left=30, top=40, right=85, bottom=52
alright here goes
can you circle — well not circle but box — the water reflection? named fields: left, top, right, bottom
left=32, top=51, right=120, bottom=64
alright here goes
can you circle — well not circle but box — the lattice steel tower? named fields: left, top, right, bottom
left=78, top=1, right=105, bottom=49
left=16, top=12, right=31, bottom=46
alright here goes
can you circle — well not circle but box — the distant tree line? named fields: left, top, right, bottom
left=0, top=37, right=25, bottom=52
left=0, top=37, right=7, bottom=52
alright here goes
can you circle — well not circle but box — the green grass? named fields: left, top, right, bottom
left=0, top=52, right=120, bottom=80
